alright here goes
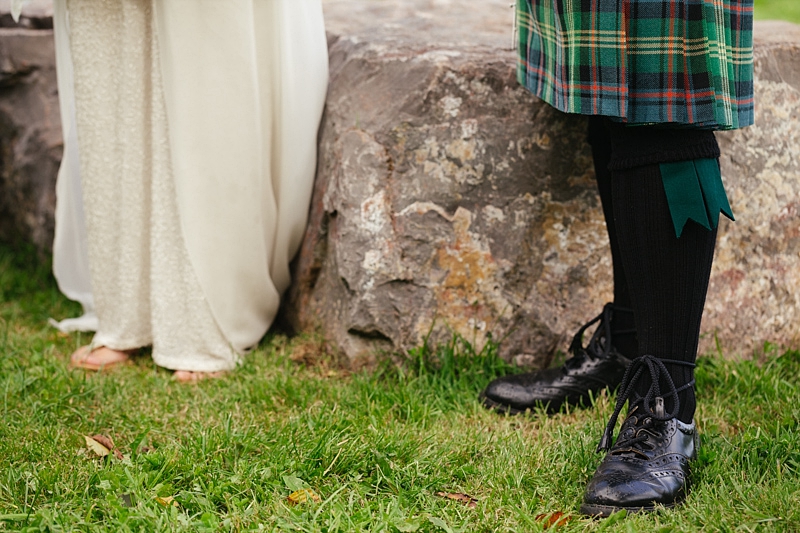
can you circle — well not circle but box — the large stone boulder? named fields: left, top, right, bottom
left=711, top=21, right=800, bottom=357
left=285, top=2, right=800, bottom=367
left=0, top=24, right=60, bottom=252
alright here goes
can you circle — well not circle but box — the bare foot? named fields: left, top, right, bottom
left=172, top=370, right=226, bottom=383
left=70, top=346, right=131, bottom=371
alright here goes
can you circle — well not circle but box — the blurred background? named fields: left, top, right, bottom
left=755, top=0, right=800, bottom=22
left=0, top=0, right=799, bottom=26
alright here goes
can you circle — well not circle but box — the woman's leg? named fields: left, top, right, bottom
left=66, top=0, right=237, bottom=375
left=66, top=0, right=156, bottom=362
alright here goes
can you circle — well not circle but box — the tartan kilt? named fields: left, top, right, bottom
left=516, top=0, right=754, bottom=130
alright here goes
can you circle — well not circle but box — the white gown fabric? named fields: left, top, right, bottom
left=49, top=0, right=329, bottom=371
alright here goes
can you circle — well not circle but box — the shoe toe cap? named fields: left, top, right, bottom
left=583, top=464, right=688, bottom=509
left=481, top=370, right=566, bottom=411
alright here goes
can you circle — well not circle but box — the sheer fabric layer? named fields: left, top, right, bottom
left=52, top=0, right=329, bottom=371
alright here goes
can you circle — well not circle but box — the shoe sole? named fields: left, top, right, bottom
left=479, top=394, right=526, bottom=415
left=479, top=393, right=563, bottom=416
left=579, top=501, right=679, bottom=517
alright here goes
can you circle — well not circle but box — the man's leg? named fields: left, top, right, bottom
left=589, top=117, right=638, bottom=359
left=581, top=124, right=722, bottom=515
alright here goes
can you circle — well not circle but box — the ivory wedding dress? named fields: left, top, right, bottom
left=49, top=0, right=329, bottom=371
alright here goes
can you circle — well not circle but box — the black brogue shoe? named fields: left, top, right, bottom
left=581, top=355, right=699, bottom=517
left=480, top=304, right=633, bottom=414
left=580, top=402, right=697, bottom=516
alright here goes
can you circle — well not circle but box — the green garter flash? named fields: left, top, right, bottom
left=660, top=159, right=735, bottom=238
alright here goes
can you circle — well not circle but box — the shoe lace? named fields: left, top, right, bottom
left=565, top=303, right=634, bottom=369
left=596, top=354, right=695, bottom=454
left=606, top=403, right=662, bottom=459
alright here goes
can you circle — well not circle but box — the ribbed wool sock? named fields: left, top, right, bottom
left=588, top=117, right=637, bottom=359
left=610, top=163, right=718, bottom=424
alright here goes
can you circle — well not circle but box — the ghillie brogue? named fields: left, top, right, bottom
left=480, top=304, right=633, bottom=414
left=581, top=355, right=698, bottom=517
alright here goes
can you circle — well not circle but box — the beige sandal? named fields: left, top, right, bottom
left=69, top=346, right=132, bottom=371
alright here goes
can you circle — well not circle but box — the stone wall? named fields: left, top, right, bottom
left=1, top=1, right=798, bottom=367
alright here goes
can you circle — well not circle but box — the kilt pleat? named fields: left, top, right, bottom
left=517, top=0, right=754, bottom=130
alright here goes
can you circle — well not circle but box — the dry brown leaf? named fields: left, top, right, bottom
left=287, top=489, right=321, bottom=505
left=435, top=492, right=478, bottom=508
left=534, top=512, right=572, bottom=529
left=155, top=496, right=179, bottom=508
left=84, top=435, right=110, bottom=458
left=87, top=434, right=124, bottom=460
left=90, top=434, right=115, bottom=449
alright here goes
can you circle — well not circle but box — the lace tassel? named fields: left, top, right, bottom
left=596, top=426, right=614, bottom=453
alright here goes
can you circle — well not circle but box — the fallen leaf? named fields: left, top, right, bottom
left=155, top=496, right=179, bottom=508
left=84, top=436, right=110, bottom=458
left=87, top=434, right=124, bottom=460
left=534, top=512, right=572, bottom=529
left=435, top=492, right=478, bottom=508
left=287, top=489, right=321, bottom=505
left=91, top=434, right=114, bottom=450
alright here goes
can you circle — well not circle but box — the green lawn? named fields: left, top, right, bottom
left=1, top=242, right=799, bottom=532
left=756, top=0, right=800, bottom=23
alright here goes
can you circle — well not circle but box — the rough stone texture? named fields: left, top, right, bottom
left=286, top=4, right=800, bottom=366
left=710, top=21, right=800, bottom=356
left=0, top=27, right=60, bottom=252
left=322, top=0, right=516, bottom=48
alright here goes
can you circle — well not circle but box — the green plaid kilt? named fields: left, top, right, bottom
left=517, top=0, right=754, bottom=130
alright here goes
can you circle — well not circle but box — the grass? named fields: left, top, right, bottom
left=1, top=241, right=799, bottom=532
left=755, top=0, right=800, bottom=24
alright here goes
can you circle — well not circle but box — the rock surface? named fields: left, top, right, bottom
left=285, top=3, right=800, bottom=366
left=0, top=27, right=60, bottom=252
left=711, top=21, right=800, bottom=357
